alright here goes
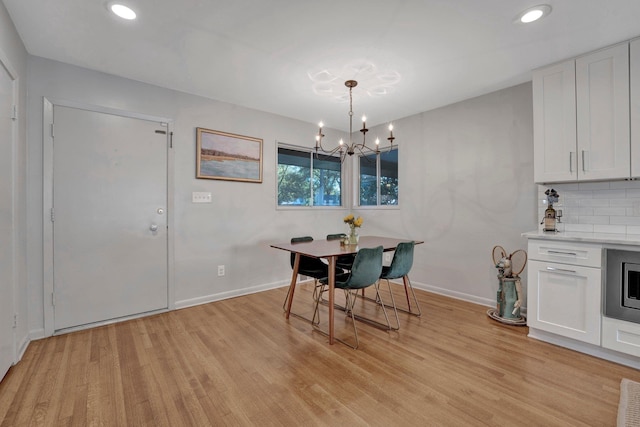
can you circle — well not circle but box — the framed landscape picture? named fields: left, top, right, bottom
left=196, top=127, right=263, bottom=183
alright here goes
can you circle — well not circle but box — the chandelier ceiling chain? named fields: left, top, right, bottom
left=314, top=80, right=395, bottom=161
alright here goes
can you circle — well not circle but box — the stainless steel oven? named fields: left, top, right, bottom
left=605, top=249, right=640, bottom=323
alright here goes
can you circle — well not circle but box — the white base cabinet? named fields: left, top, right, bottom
left=527, top=259, right=602, bottom=345
left=527, top=240, right=602, bottom=345
left=602, top=316, right=640, bottom=357
left=524, top=234, right=640, bottom=368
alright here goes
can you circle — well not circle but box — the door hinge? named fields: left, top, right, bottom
left=52, top=292, right=56, bottom=306
left=13, top=314, right=17, bottom=328
left=11, top=105, right=17, bottom=121
left=50, top=208, right=55, bottom=222
left=170, top=131, right=173, bottom=148
left=50, top=123, right=55, bottom=138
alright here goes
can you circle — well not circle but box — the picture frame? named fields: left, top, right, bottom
left=196, top=127, right=263, bottom=183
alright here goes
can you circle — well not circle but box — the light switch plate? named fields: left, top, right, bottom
left=192, top=192, right=212, bottom=203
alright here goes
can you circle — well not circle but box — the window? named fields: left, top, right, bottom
left=277, top=146, right=342, bottom=206
left=359, top=149, right=398, bottom=206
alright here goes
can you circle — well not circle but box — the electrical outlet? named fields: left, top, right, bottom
left=192, top=192, right=212, bottom=203
left=217, top=265, right=225, bottom=276
left=384, top=252, right=392, bottom=263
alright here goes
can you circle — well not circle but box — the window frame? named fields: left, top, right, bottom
left=355, top=147, right=399, bottom=209
left=276, top=142, right=345, bottom=210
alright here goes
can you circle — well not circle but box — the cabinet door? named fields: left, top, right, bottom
left=576, top=43, right=630, bottom=180
left=631, top=39, right=640, bottom=177
left=533, top=60, right=577, bottom=183
left=527, top=260, right=601, bottom=345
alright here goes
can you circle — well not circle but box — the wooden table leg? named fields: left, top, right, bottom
left=328, top=256, right=335, bottom=345
left=285, top=253, right=300, bottom=319
left=403, top=275, right=411, bottom=310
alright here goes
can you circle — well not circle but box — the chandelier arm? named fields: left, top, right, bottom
left=354, top=143, right=380, bottom=158
left=315, top=142, right=342, bottom=157
left=313, top=79, right=396, bottom=158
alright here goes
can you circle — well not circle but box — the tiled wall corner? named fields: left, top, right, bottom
left=537, top=181, right=640, bottom=235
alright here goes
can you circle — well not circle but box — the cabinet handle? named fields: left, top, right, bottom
left=546, top=266, right=577, bottom=274
left=547, top=250, right=577, bottom=256
left=582, top=150, right=587, bottom=172
left=569, top=152, right=573, bottom=173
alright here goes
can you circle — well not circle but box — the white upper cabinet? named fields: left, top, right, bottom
left=533, top=60, right=577, bottom=183
left=576, top=43, right=630, bottom=181
left=533, top=43, right=631, bottom=183
left=631, top=39, right=640, bottom=177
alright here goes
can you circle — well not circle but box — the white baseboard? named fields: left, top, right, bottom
left=411, top=280, right=495, bottom=308
left=16, top=334, right=30, bottom=361
left=175, top=280, right=289, bottom=310
left=29, top=328, right=45, bottom=341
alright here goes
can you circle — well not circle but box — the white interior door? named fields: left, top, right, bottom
left=52, top=106, right=169, bottom=331
left=0, top=60, right=15, bottom=380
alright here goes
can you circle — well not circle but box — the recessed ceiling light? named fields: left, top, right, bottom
left=110, top=4, right=137, bottom=20
left=515, top=4, right=551, bottom=24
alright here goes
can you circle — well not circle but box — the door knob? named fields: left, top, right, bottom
left=150, top=224, right=159, bottom=232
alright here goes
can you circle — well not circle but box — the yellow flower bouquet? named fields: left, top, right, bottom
left=343, top=214, right=363, bottom=244
left=343, top=214, right=363, bottom=228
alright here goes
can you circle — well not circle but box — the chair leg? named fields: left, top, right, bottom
left=401, top=275, right=422, bottom=317
left=382, top=279, right=400, bottom=330
left=354, top=282, right=400, bottom=329
left=347, top=283, right=396, bottom=331
left=311, top=283, right=327, bottom=326
left=312, top=286, right=360, bottom=349
left=284, top=278, right=321, bottom=325
left=369, top=275, right=422, bottom=317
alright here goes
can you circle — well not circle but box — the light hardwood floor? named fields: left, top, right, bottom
left=1, top=284, right=638, bottom=426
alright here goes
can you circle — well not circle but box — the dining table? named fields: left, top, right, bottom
left=270, top=235, right=423, bottom=345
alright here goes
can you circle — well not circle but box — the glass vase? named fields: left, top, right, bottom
left=348, top=226, right=359, bottom=244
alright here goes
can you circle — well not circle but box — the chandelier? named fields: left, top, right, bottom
left=314, top=80, right=395, bottom=160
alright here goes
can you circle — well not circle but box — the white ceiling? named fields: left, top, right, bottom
left=4, top=0, right=640, bottom=131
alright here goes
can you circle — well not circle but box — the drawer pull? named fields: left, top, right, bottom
left=547, top=250, right=577, bottom=256
left=546, top=266, right=577, bottom=274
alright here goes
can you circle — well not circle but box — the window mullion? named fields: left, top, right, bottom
left=376, top=155, right=381, bottom=206
left=309, top=152, right=315, bottom=206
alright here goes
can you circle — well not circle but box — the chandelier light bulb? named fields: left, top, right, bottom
left=339, top=139, right=344, bottom=146
left=388, top=124, right=393, bottom=131
left=318, top=121, right=324, bottom=128
left=375, top=138, right=380, bottom=145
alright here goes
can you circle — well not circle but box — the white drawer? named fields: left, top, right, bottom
left=602, top=316, right=640, bottom=358
left=528, top=239, right=602, bottom=268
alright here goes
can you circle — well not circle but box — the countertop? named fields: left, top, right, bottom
left=523, top=230, right=640, bottom=247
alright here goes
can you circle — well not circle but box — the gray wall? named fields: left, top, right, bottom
left=0, top=2, right=28, bottom=355
left=25, top=56, right=536, bottom=337
left=364, top=83, right=536, bottom=304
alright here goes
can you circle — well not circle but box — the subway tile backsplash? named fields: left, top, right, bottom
left=537, top=181, right=640, bottom=234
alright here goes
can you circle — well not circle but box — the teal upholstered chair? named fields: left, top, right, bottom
left=313, top=246, right=392, bottom=349
left=380, top=241, right=421, bottom=318
left=283, top=236, right=332, bottom=324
